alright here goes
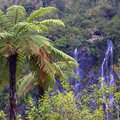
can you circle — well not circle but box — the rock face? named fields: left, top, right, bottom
left=70, top=47, right=96, bottom=92
left=70, top=44, right=119, bottom=94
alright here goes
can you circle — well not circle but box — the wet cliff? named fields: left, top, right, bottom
left=68, top=40, right=119, bottom=94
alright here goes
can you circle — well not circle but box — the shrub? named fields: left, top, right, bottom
left=25, top=86, right=106, bottom=120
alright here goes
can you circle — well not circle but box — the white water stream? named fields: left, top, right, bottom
left=101, top=40, right=115, bottom=120
left=74, top=42, right=115, bottom=119
left=74, top=47, right=80, bottom=99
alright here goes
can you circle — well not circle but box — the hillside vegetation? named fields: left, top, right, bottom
left=0, top=0, right=120, bottom=120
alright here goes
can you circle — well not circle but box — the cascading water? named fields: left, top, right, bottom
left=74, top=47, right=80, bottom=98
left=74, top=48, right=80, bottom=77
left=101, top=40, right=115, bottom=120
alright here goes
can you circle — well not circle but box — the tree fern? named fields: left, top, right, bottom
left=0, top=5, right=78, bottom=119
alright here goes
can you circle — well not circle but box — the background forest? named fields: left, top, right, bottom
left=0, top=0, right=120, bottom=120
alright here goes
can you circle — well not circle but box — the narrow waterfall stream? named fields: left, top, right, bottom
left=74, top=47, right=80, bottom=99
left=101, top=40, right=115, bottom=120
left=74, top=47, right=79, bottom=77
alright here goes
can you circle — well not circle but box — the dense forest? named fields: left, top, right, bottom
left=0, top=0, right=120, bottom=120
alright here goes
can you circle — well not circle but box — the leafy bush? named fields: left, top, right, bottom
left=24, top=77, right=120, bottom=120
left=25, top=87, right=106, bottom=120
left=54, top=36, right=69, bottom=48
left=0, top=110, right=7, bottom=120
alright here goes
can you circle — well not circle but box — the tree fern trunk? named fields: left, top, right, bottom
left=37, top=84, right=44, bottom=96
left=8, top=54, right=17, bottom=120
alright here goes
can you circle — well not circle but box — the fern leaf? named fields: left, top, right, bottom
left=33, top=21, right=48, bottom=33
left=50, top=46, right=78, bottom=67
left=40, top=19, right=65, bottom=27
left=17, top=73, right=34, bottom=96
left=0, top=32, right=15, bottom=54
left=6, top=5, right=26, bottom=28
left=0, top=54, right=9, bottom=90
left=27, top=7, right=57, bottom=22
left=12, top=22, right=42, bottom=35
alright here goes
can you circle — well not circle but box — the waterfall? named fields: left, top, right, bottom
left=74, top=47, right=80, bottom=98
left=74, top=47, right=79, bottom=77
left=101, top=40, right=115, bottom=120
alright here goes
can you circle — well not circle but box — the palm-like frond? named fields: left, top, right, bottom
left=17, top=73, right=34, bottom=96
left=33, top=21, right=48, bottom=33
left=33, top=19, right=65, bottom=32
left=16, top=52, right=26, bottom=80
left=56, top=61, right=79, bottom=79
left=0, top=32, right=15, bottom=55
left=39, top=19, right=65, bottom=27
left=6, top=5, right=26, bottom=28
left=17, top=58, right=77, bottom=96
left=50, top=46, right=78, bottom=68
left=0, top=54, right=9, bottom=90
left=17, top=49, right=77, bottom=96
left=0, top=10, right=8, bottom=31
left=12, top=22, right=42, bottom=35
left=27, top=7, right=57, bottom=22
left=13, top=34, right=51, bottom=57
left=30, top=35, right=51, bottom=47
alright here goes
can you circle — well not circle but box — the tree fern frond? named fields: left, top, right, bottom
left=12, top=22, right=42, bottom=35
left=42, top=74, right=56, bottom=89
left=33, top=21, right=48, bottom=33
left=16, top=52, right=26, bottom=81
left=50, top=46, right=78, bottom=68
left=0, top=32, right=14, bottom=40
left=29, top=35, right=52, bottom=49
left=6, top=5, right=26, bottom=28
left=0, top=32, right=15, bottom=54
left=57, top=61, right=78, bottom=70
left=27, top=7, right=57, bottom=22
left=0, top=54, right=9, bottom=90
left=39, top=19, right=65, bottom=27
left=50, top=47, right=76, bottom=62
left=15, top=34, right=51, bottom=53
left=56, top=61, right=79, bottom=79
left=12, top=34, right=39, bottom=56
left=17, top=73, right=34, bottom=96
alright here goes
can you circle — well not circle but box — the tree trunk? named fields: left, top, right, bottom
left=8, top=54, right=18, bottom=120
left=37, top=84, right=44, bottom=96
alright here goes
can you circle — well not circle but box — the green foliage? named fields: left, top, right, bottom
left=90, top=44, right=100, bottom=65
left=0, top=1, right=120, bottom=120
left=24, top=77, right=120, bottom=120
left=25, top=86, right=106, bottom=120
left=0, top=110, right=23, bottom=120
left=0, top=4, right=77, bottom=92
left=27, top=7, right=57, bottom=22
left=54, top=36, right=69, bottom=48
left=0, top=110, right=7, bottom=120
left=0, top=5, right=79, bottom=120
left=81, top=20, right=92, bottom=28
left=1, top=78, right=119, bottom=119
